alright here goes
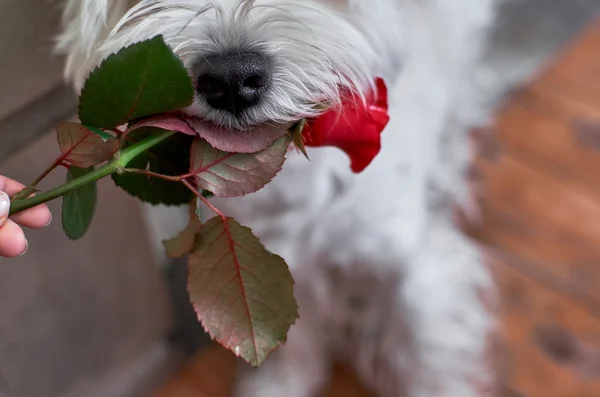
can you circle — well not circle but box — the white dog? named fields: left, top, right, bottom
left=57, top=1, right=502, bottom=396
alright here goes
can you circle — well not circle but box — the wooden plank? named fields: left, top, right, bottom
left=152, top=346, right=373, bottom=397
left=471, top=151, right=600, bottom=308
left=471, top=18, right=600, bottom=397
left=152, top=347, right=236, bottom=397
left=496, top=88, right=600, bottom=192
left=466, top=21, right=600, bottom=310
left=484, top=21, right=600, bottom=199
left=529, top=20, right=600, bottom=112
left=492, top=256, right=600, bottom=397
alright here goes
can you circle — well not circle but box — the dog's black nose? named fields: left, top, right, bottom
left=196, top=52, right=271, bottom=114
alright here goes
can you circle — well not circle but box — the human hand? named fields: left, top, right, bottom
left=0, top=176, right=52, bottom=258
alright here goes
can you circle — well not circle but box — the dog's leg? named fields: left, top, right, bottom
left=397, top=219, right=495, bottom=397
left=348, top=291, right=415, bottom=397
left=340, top=222, right=495, bottom=397
left=233, top=287, right=330, bottom=397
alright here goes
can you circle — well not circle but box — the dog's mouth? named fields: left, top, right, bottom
left=183, top=117, right=296, bottom=153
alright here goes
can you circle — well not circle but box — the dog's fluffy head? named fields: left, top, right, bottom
left=57, top=0, right=401, bottom=132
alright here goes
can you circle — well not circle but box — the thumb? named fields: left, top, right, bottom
left=0, top=191, right=9, bottom=227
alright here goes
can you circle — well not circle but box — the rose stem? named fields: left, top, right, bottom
left=9, top=130, right=175, bottom=215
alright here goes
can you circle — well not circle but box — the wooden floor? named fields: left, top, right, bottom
left=153, top=19, right=600, bottom=397
left=471, top=18, right=600, bottom=397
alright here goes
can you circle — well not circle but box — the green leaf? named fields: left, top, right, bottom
left=188, top=216, right=298, bottom=367
left=190, top=135, right=291, bottom=198
left=78, top=35, right=194, bottom=129
left=62, top=166, right=97, bottom=240
left=56, top=122, right=120, bottom=167
left=111, top=128, right=193, bottom=205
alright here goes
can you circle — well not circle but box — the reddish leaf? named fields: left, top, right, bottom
left=163, top=202, right=203, bottom=258
left=127, top=113, right=291, bottom=154
left=128, top=114, right=197, bottom=136
left=188, top=216, right=298, bottom=366
left=190, top=135, right=291, bottom=198
left=56, top=122, right=120, bottom=167
left=184, top=117, right=290, bottom=153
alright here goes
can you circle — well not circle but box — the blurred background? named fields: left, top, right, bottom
left=1, top=0, right=600, bottom=396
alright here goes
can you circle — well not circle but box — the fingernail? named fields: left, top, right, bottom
left=44, top=213, right=53, bottom=227
left=0, top=191, right=9, bottom=225
left=18, top=240, right=28, bottom=257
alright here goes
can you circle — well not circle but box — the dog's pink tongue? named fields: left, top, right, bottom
left=184, top=117, right=288, bottom=153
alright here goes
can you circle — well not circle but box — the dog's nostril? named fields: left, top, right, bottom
left=243, top=75, right=266, bottom=89
left=196, top=52, right=271, bottom=115
left=197, top=76, right=226, bottom=98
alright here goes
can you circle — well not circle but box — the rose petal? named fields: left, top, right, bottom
left=304, top=77, right=389, bottom=173
left=372, top=77, right=388, bottom=109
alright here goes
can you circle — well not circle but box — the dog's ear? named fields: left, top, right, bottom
left=56, top=0, right=134, bottom=92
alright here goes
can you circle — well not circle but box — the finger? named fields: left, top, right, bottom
left=11, top=204, right=52, bottom=229
left=0, top=176, right=52, bottom=228
left=0, top=176, right=25, bottom=196
left=0, top=219, right=27, bottom=258
left=0, top=191, right=8, bottom=227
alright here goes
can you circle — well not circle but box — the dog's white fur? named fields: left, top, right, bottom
left=57, top=1, right=502, bottom=395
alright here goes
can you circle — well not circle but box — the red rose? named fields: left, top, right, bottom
left=303, top=78, right=389, bottom=173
